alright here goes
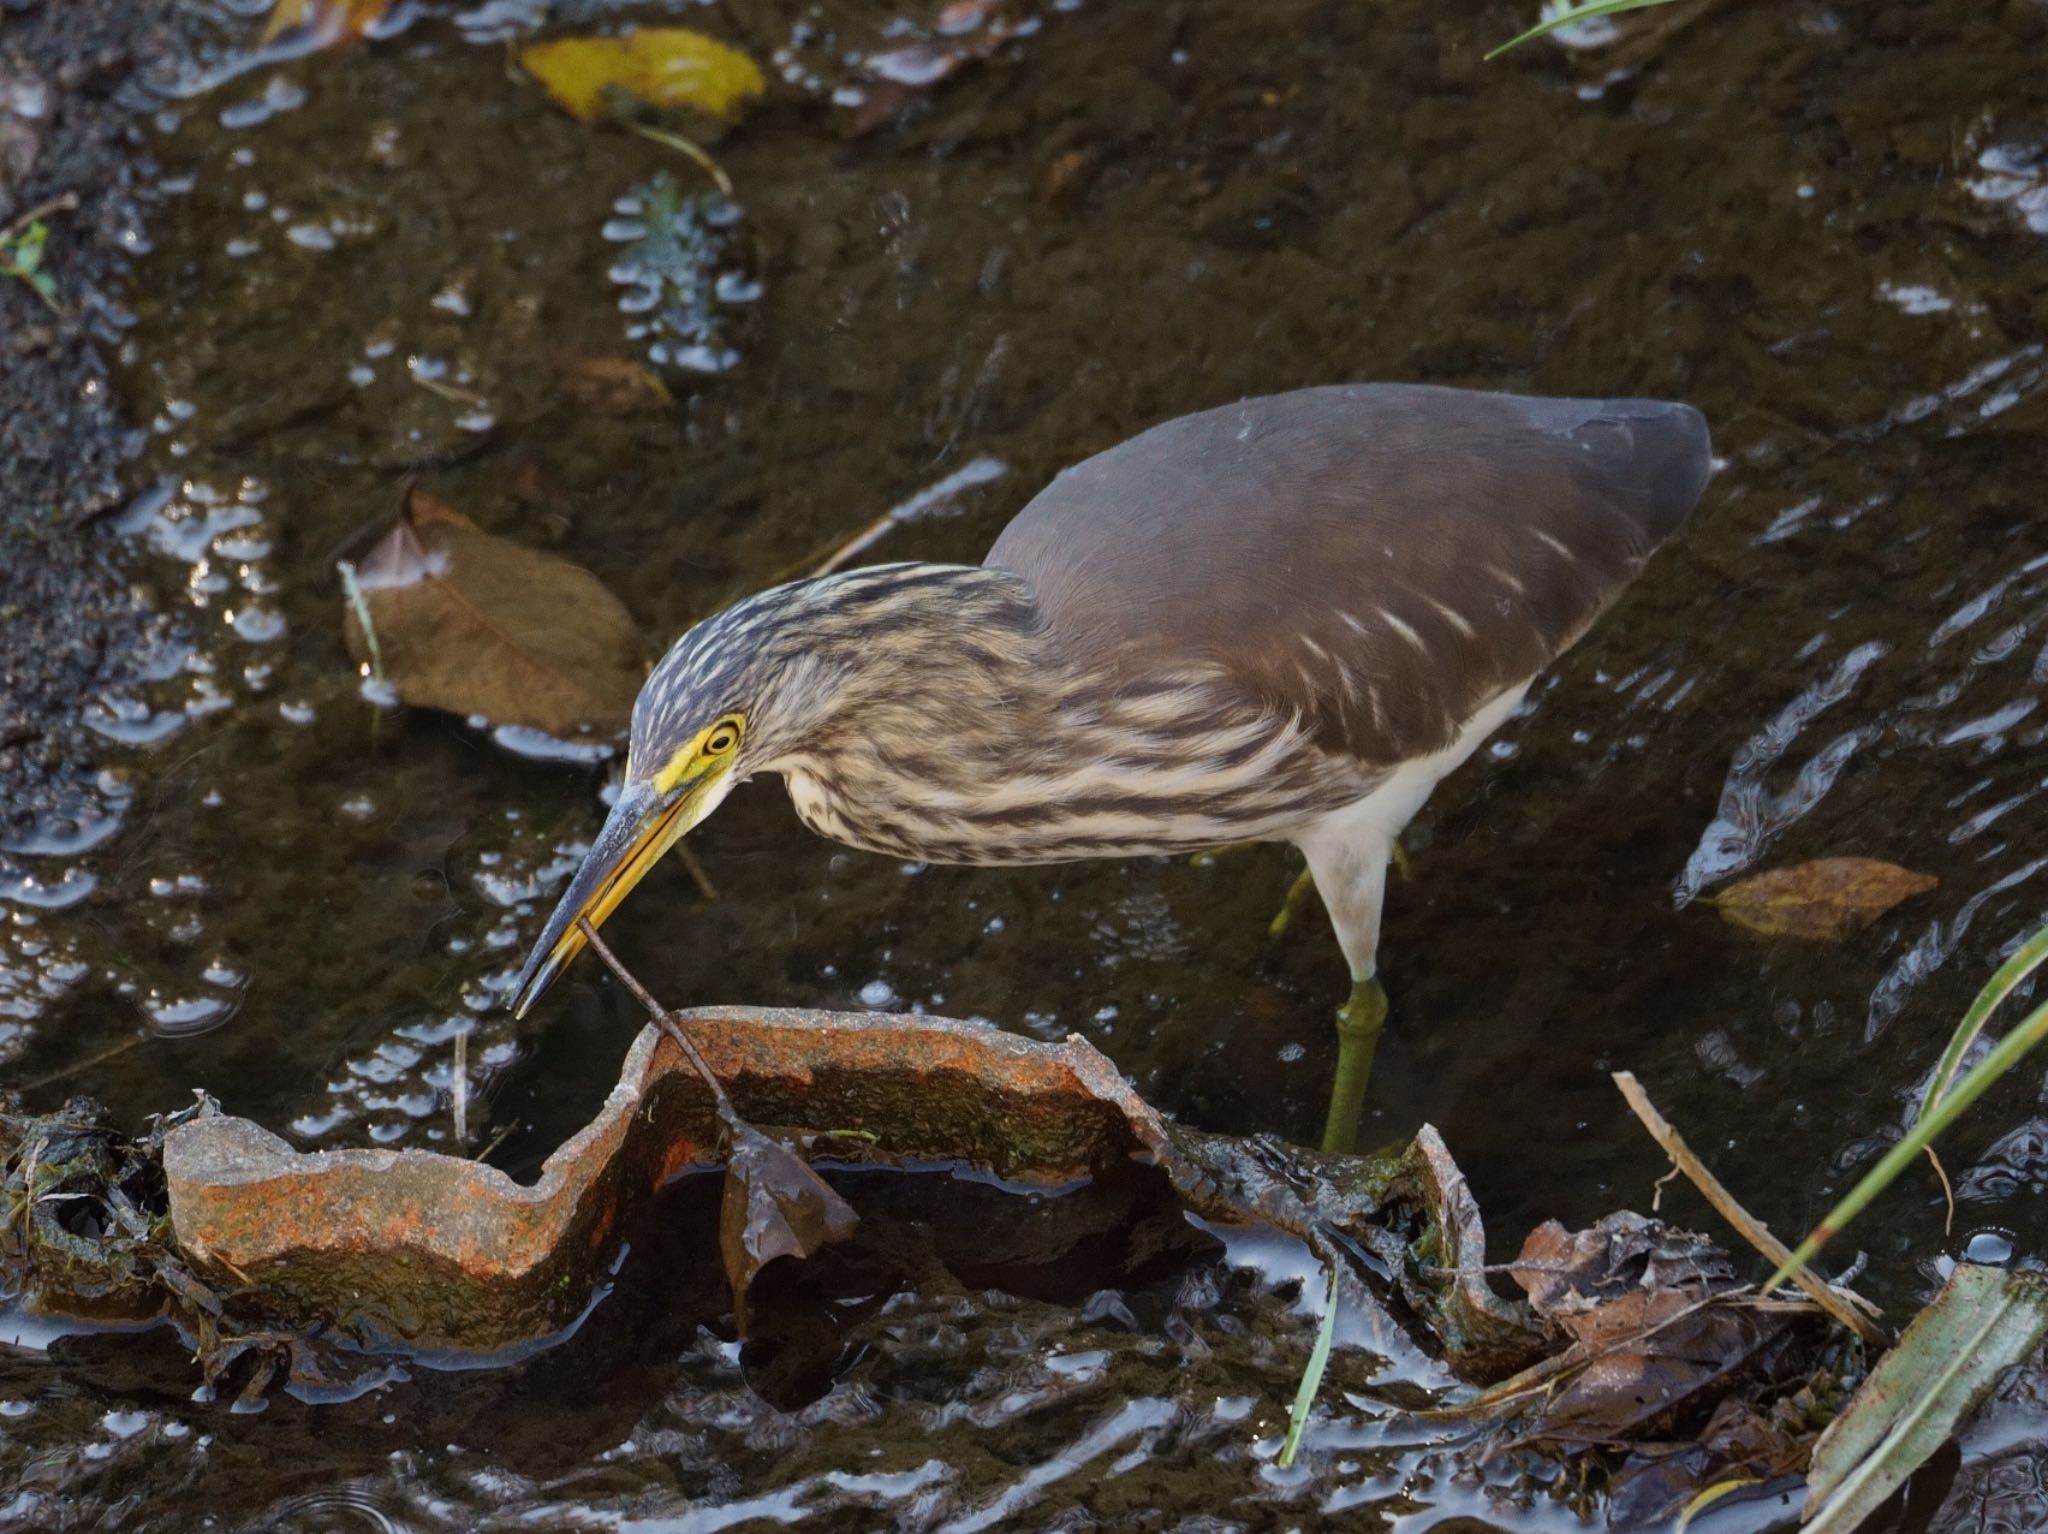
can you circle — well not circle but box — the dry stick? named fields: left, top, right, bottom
left=1608, top=0, right=1739, bottom=70
left=1926, top=1146, right=1957, bottom=1236
left=765, top=457, right=1008, bottom=587
left=452, top=1027, right=470, bottom=1146
left=1612, top=1071, right=1889, bottom=1349
left=628, top=124, right=735, bottom=198
left=0, top=191, right=79, bottom=247
left=18, top=1031, right=150, bottom=1094
left=675, top=843, right=719, bottom=901
left=576, top=916, right=737, bottom=1126
left=807, top=509, right=903, bottom=578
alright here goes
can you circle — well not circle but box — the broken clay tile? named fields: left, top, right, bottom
left=163, top=1008, right=1176, bottom=1353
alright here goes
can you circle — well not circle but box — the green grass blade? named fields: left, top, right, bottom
left=1278, top=1263, right=1340, bottom=1469
left=336, top=560, right=385, bottom=683
left=1765, top=992, right=2048, bottom=1294
left=1802, top=1266, right=2048, bottom=1533
left=1918, top=924, right=2048, bottom=1119
left=1485, top=0, right=1689, bottom=60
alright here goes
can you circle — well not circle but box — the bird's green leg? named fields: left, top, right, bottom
left=1320, top=972, right=1388, bottom=1155
left=1270, top=841, right=1410, bottom=945
left=1267, top=865, right=1318, bottom=940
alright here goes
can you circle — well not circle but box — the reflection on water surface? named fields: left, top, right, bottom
left=4, top=0, right=2047, bottom=1526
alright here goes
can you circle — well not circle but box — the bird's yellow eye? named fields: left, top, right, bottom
left=703, top=721, right=741, bottom=757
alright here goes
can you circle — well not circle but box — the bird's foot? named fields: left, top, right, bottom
left=1390, top=839, right=1414, bottom=883
left=1319, top=976, right=1388, bottom=1155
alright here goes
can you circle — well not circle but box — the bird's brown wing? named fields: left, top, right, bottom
left=983, top=383, right=1711, bottom=767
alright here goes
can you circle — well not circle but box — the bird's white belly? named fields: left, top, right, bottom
left=1293, top=680, right=1530, bottom=977
left=1335, top=680, right=1530, bottom=841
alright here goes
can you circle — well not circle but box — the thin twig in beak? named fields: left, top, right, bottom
left=575, top=916, right=737, bottom=1126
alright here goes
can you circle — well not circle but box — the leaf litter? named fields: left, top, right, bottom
left=1, top=1094, right=337, bottom=1408
left=1471, top=1213, right=1853, bottom=1529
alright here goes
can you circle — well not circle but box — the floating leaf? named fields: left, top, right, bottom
left=719, top=1122, right=860, bottom=1337
left=262, top=0, right=395, bottom=48
left=554, top=354, right=674, bottom=416
left=1803, top=1265, right=2048, bottom=1534
left=520, top=29, right=765, bottom=125
left=1710, top=858, right=1938, bottom=941
left=340, top=486, right=645, bottom=737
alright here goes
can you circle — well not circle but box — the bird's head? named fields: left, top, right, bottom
left=508, top=562, right=1040, bottom=1017
left=509, top=579, right=832, bottom=1017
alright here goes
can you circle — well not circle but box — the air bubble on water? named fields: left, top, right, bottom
left=1961, top=1228, right=2017, bottom=1266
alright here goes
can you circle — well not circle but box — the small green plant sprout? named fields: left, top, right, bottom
left=336, top=559, right=386, bottom=689
left=1487, top=0, right=1692, bottom=60
left=1, top=220, right=60, bottom=312
left=1278, top=1260, right=1341, bottom=1469
left=1765, top=922, right=2048, bottom=1293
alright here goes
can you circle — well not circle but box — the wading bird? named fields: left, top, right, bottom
left=512, top=383, right=1712, bottom=1151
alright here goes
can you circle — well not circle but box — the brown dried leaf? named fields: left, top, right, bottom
left=1607, top=1397, right=1810, bottom=1530
left=719, top=1122, right=860, bottom=1337
left=342, top=485, right=645, bottom=736
left=262, top=0, right=394, bottom=49
left=1514, top=1292, right=1804, bottom=1454
left=554, top=354, right=673, bottom=416
left=1513, top=1213, right=1738, bottom=1321
left=1474, top=1215, right=1820, bottom=1461
left=834, top=5, right=1016, bottom=138
left=1036, top=148, right=1102, bottom=214
left=1711, top=857, right=1939, bottom=941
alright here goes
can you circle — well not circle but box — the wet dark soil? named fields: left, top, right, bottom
left=0, top=0, right=175, bottom=834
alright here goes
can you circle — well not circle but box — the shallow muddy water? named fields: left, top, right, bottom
left=4, top=0, right=2048, bottom=1527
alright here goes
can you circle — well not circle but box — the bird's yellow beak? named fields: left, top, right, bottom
left=509, top=772, right=725, bottom=1018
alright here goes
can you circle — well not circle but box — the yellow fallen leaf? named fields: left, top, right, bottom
left=341, top=486, right=646, bottom=737
left=1709, top=857, right=1938, bottom=941
left=263, top=0, right=394, bottom=48
left=520, top=29, right=765, bottom=125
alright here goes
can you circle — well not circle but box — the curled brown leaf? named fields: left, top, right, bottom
left=719, top=1123, right=861, bottom=1337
